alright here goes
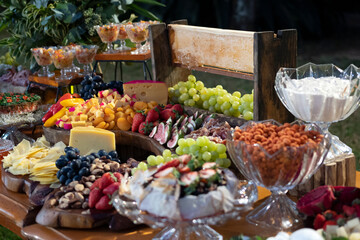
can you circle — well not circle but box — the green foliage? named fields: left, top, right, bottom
left=0, top=0, right=164, bottom=69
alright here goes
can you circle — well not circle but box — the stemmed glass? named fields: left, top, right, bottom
left=226, top=120, right=331, bottom=230
left=115, top=23, right=131, bottom=52
left=50, top=47, right=75, bottom=81
left=64, top=44, right=80, bottom=75
left=140, top=20, right=159, bottom=52
left=275, top=63, right=360, bottom=162
left=125, top=22, right=148, bottom=55
left=31, top=47, right=56, bottom=77
left=75, top=45, right=98, bottom=76
left=95, top=23, right=120, bottom=54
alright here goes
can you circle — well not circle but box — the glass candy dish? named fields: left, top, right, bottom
left=95, top=23, right=119, bottom=54
left=75, top=45, right=98, bottom=76
left=50, top=47, right=75, bottom=81
left=31, top=47, right=56, bottom=77
left=115, top=23, right=131, bottom=52
left=125, top=22, right=149, bottom=55
left=113, top=180, right=258, bottom=240
left=226, top=120, right=331, bottom=230
left=275, top=63, right=360, bottom=162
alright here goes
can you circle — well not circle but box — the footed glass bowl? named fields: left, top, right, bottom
left=113, top=180, right=258, bottom=240
left=275, top=63, right=360, bottom=162
left=226, top=120, right=331, bottom=230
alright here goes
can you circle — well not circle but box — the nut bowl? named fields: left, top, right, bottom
left=113, top=178, right=258, bottom=240
left=275, top=63, right=360, bottom=162
left=226, top=120, right=331, bottom=230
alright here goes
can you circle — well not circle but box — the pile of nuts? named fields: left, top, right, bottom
left=49, top=157, right=138, bottom=210
left=233, top=122, right=324, bottom=186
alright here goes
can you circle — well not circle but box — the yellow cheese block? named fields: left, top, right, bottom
left=123, top=80, right=168, bottom=105
left=69, top=127, right=116, bottom=155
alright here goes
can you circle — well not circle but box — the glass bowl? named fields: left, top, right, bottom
left=50, top=47, right=75, bottom=81
left=226, top=120, right=331, bottom=230
left=75, top=45, right=98, bottom=76
left=116, top=23, right=131, bottom=52
left=275, top=63, right=360, bottom=162
left=31, top=46, right=56, bottom=77
left=95, top=23, right=119, bottom=54
left=113, top=179, right=258, bottom=240
left=125, top=22, right=149, bottom=55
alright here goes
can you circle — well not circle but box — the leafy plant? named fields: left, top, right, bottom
left=0, top=0, right=164, bottom=69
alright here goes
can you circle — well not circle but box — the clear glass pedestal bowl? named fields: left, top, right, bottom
left=275, top=63, right=360, bottom=163
left=113, top=180, right=258, bottom=240
left=75, top=45, right=98, bottom=76
left=226, top=120, right=331, bottom=231
left=31, top=46, right=56, bottom=77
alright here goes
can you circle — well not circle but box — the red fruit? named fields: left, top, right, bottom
left=146, top=108, right=160, bottom=122
left=171, top=104, right=183, bottom=115
left=323, top=220, right=337, bottom=230
left=113, top=172, right=123, bottom=182
left=160, top=109, right=176, bottom=121
left=334, top=186, right=360, bottom=206
left=90, top=178, right=100, bottom=190
left=95, top=195, right=113, bottom=210
left=99, top=172, right=116, bottom=189
left=89, top=188, right=103, bottom=208
left=132, top=112, right=145, bottom=132
left=103, top=182, right=121, bottom=195
left=138, top=121, right=153, bottom=135
left=199, top=169, right=217, bottom=179
left=157, top=159, right=180, bottom=172
left=178, top=154, right=191, bottom=164
left=180, top=172, right=199, bottom=186
left=154, top=167, right=175, bottom=178
left=355, top=205, right=360, bottom=218
left=297, top=185, right=335, bottom=216
left=179, top=166, right=191, bottom=174
left=165, top=104, right=173, bottom=109
left=343, top=205, right=356, bottom=217
left=202, top=162, right=217, bottom=169
left=323, top=210, right=337, bottom=220
left=313, top=213, right=326, bottom=230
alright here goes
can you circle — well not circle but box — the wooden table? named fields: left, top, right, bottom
left=93, top=50, right=152, bottom=82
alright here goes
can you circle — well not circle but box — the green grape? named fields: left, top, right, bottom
left=219, top=153, right=227, bottom=159
left=242, top=94, right=253, bottom=102
left=215, top=158, right=224, bottom=167
left=188, top=75, right=196, bottom=82
left=174, top=89, right=181, bottom=97
left=250, top=102, right=254, bottom=110
left=200, top=146, right=208, bottom=153
left=138, top=162, right=148, bottom=170
left=189, top=144, right=200, bottom=153
left=241, top=101, right=251, bottom=110
left=229, top=107, right=235, bottom=115
left=222, top=158, right=231, bottom=168
left=221, top=102, right=231, bottom=112
left=200, top=88, right=208, bottom=95
left=243, top=111, right=253, bottom=120
left=202, top=151, right=212, bottom=161
left=187, top=99, right=195, bottom=106
left=209, top=96, right=217, bottom=106
left=196, top=136, right=207, bottom=147
left=202, top=100, right=210, bottom=109
left=233, top=91, right=241, bottom=98
left=238, top=105, right=245, bottom=114
left=176, top=146, right=183, bottom=155
left=179, top=86, right=187, bottom=94
left=209, top=141, right=217, bottom=151
left=178, top=81, right=186, bottom=88
left=186, top=138, right=196, bottom=146
left=165, top=157, right=172, bottom=162
left=184, top=99, right=190, bottom=106
left=163, top=149, right=172, bottom=158
left=216, top=85, right=223, bottom=90
left=147, top=155, right=157, bottom=166
left=207, top=88, right=215, bottom=96
left=214, top=103, right=221, bottom=111
left=168, top=87, right=175, bottom=97
left=222, top=94, right=230, bottom=102
left=182, top=146, right=189, bottom=154
left=179, top=93, right=190, bottom=102
left=155, top=156, right=165, bottom=165
left=233, top=110, right=241, bottom=118
left=192, top=94, right=200, bottom=102
left=196, top=99, right=203, bottom=107
left=223, top=109, right=230, bottom=116
left=188, top=88, right=197, bottom=96
left=186, top=81, right=195, bottom=89
left=216, top=96, right=224, bottom=105
left=208, top=105, right=216, bottom=112
left=211, top=151, right=219, bottom=160
left=178, top=138, right=187, bottom=147
left=201, top=94, right=209, bottom=101
left=173, top=84, right=179, bottom=90
left=195, top=81, right=204, bottom=90
left=231, top=101, right=240, bottom=109
left=216, top=144, right=227, bottom=154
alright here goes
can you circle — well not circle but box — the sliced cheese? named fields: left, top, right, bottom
left=69, top=127, right=116, bottom=155
left=123, top=80, right=168, bottom=105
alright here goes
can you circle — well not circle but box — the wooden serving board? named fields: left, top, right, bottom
left=43, top=127, right=166, bottom=159
left=36, top=191, right=135, bottom=230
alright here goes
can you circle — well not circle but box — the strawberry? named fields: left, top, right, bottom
left=103, top=182, right=121, bottom=195
left=146, top=108, right=160, bottom=122
left=138, top=121, right=154, bottom=135
left=154, top=167, right=175, bottom=178
left=323, top=220, right=337, bottom=230
left=160, top=109, right=176, bottom=121
left=178, top=166, right=191, bottom=174
left=202, top=162, right=217, bottom=169
left=178, top=154, right=191, bottom=164
left=157, top=159, right=180, bottom=172
left=132, top=112, right=145, bottom=132
left=95, top=195, right=113, bottom=210
left=313, top=213, right=326, bottom=229
left=89, top=188, right=103, bottom=208
left=165, top=104, right=173, bottom=109
left=180, top=171, right=199, bottom=186
left=171, top=104, right=183, bottom=115
left=113, top=172, right=123, bottom=182
left=99, top=172, right=117, bottom=189
left=90, top=178, right=100, bottom=190
left=199, top=169, right=217, bottom=180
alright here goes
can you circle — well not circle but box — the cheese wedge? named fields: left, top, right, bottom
left=69, top=127, right=116, bottom=155
left=123, top=80, right=168, bottom=105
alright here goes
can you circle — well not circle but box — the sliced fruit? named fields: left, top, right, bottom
left=179, top=166, right=191, bottom=174
left=180, top=116, right=188, bottom=129
left=156, top=159, right=180, bottom=172
left=297, top=185, right=336, bottom=216
left=149, top=125, right=158, bottom=138
left=180, top=171, right=199, bottom=186
left=178, top=154, right=191, bottom=164
left=154, top=122, right=165, bottom=142
left=199, top=169, right=216, bottom=179
left=173, top=115, right=184, bottom=128
left=203, top=162, right=217, bottom=169
left=194, top=118, right=203, bottom=128
left=154, top=167, right=175, bottom=178
left=167, top=130, right=179, bottom=149
left=193, top=111, right=199, bottom=119
left=159, top=123, right=171, bottom=145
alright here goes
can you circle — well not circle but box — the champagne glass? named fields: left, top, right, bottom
left=116, top=23, right=131, bottom=51
left=31, top=47, right=56, bottom=77
left=95, top=23, right=120, bottom=54
left=50, top=47, right=75, bottom=81
left=75, top=45, right=98, bottom=76
left=125, top=22, right=148, bottom=55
